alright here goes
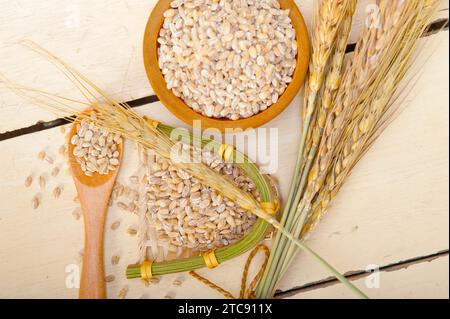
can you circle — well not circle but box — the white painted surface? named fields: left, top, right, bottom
left=0, top=0, right=448, bottom=298
left=285, top=256, right=449, bottom=299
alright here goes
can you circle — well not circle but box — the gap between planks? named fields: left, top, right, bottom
left=274, top=249, right=449, bottom=299
left=0, top=17, right=448, bottom=141
left=0, top=95, right=159, bottom=141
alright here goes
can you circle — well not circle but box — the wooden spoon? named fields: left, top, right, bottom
left=68, top=112, right=122, bottom=299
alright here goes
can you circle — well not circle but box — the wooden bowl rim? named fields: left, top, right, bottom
left=143, top=0, right=310, bottom=132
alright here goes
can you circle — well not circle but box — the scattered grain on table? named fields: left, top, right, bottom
left=149, top=277, right=161, bottom=284
left=117, top=202, right=128, bottom=211
left=124, top=186, right=132, bottom=197
left=118, top=287, right=128, bottom=299
left=39, top=175, right=46, bottom=189
left=118, top=184, right=125, bottom=197
left=111, top=220, right=121, bottom=230
left=141, top=279, right=150, bottom=288
left=38, top=151, right=46, bottom=161
left=105, top=275, right=115, bottom=283
left=111, top=255, right=120, bottom=265
left=128, top=202, right=137, bottom=214
left=53, top=186, right=62, bottom=199
left=31, top=195, right=40, bottom=210
left=72, top=208, right=81, bottom=220
left=172, top=278, right=183, bottom=287
left=51, top=166, right=60, bottom=177
left=129, top=176, right=139, bottom=184
left=58, top=145, right=67, bottom=156
left=24, top=175, right=33, bottom=188
left=45, top=155, right=54, bottom=165
left=127, top=227, right=138, bottom=236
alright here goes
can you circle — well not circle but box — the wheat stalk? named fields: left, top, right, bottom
left=299, top=0, right=437, bottom=228
left=260, top=0, right=358, bottom=294
left=304, top=0, right=349, bottom=115
left=302, top=0, right=409, bottom=206
left=284, top=0, right=439, bottom=268
left=284, top=0, right=352, bottom=218
left=301, top=0, right=441, bottom=236
left=289, top=1, right=411, bottom=242
left=257, top=0, right=440, bottom=298
left=271, top=0, right=358, bottom=283
left=302, top=0, right=357, bottom=177
left=296, top=0, right=432, bottom=242
left=256, top=0, right=357, bottom=298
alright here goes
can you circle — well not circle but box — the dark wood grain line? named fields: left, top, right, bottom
left=0, top=95, right=159, bottom=141
left=345, top=18, right=449, bottom=53
left=424, top=18, right=449, bottom=35
left=275, top=249, right=449, bottom=298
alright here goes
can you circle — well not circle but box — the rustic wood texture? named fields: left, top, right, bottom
left=283, top=255, right=449, bottom=299
left=0, top=0, right=448, bottom=299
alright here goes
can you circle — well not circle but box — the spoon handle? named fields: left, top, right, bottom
left=76, top=180, right=114, bottom=299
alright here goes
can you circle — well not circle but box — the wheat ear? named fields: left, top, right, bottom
left=298, top=0, right=433, bottom=223
left=256, top=0, right=356, bottom=298
left=260, top=0, right=419, bottom=293
left=301, top=0, right=441, bottom=236
left=298, top=0, right=409, bottom=216
left=284, top=0, right=351, bottom=217
left=274, top=0, right=358, bottom=279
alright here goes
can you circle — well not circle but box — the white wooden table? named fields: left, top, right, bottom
left=0, top=0, right=448, bottom=299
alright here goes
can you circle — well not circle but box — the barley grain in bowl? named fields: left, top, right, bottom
left=158, top=0, right=297, bottom=120
left=144, top=0, right=310, bottom=130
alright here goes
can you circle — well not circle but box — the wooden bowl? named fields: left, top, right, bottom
left=143, top=0, right=310, bottom=131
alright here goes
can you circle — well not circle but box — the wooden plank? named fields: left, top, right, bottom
left=1, top=0, right=448, bottom=133
left=283, top=255, right=449, bottom=299
left=274, top=31, right=449, bottom=293
left=0, top=0, right=156, bottom=133
left=0, top=2, right=448, bottom=298
left=0, top=31, right=448, bottom=299
left=0, top=123, right=267, bottom=299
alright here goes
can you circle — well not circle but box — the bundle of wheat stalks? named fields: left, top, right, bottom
left=255, top=0, right=440, bottom=298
